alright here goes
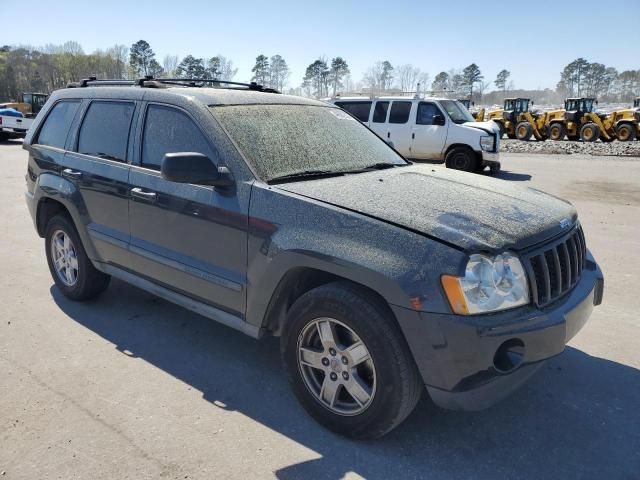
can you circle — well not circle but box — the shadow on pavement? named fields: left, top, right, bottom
left=493, top=170, right=532, bottom=182
left=51, top=280, right=639, bottom=479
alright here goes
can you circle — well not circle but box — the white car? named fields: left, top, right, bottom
left=330, top=96, right=500, bottom=173
left=0, top=112, right=33, bottom=140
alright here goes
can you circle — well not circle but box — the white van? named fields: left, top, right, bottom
left=330, top=96, right=500, bottom=173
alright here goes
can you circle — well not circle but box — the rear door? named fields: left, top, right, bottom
left=410, top=101, right=448, bottom=159
left=64, top=99, right=137, bottom=267
left=334, top=101, right=372, bottom=124
left=386, top=100, right=413, bottom=156
left=127, top=103, right=247, bottom=316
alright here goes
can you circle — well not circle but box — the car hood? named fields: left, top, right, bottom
left=277, top=164, right=577, bottom=252
left=462, top=120, right=500, bottom=135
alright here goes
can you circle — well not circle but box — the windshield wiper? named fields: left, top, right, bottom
left=268, top=169, right=343, bottom=184
left=342, top=162, right=404, bottom=174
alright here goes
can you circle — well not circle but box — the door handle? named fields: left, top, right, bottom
left=412, top=132, right=415, bottom=139
left=131, top=187, right=157, bottom=202
left=62, top=168, right=82, bottom=179
left=387, top=132, right=390, bottom=138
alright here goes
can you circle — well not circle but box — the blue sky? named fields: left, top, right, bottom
left=2, top=0, right=638, bottom=90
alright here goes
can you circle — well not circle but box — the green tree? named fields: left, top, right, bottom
left=494, top=69, right=510, bottom=96
left=303, top=59, right=329, bottom=97
left=269, top=54, right=289, bottom=91
left=328, top=57, right=350, bottom=96
left=176, top=55, right=205, bottom=78
left=251, top=54, right=270, bottom=85
left=461, top=63, right=483, bottom=100
left=431, top=71, right=450, bottom=93
left=129, top=40, right=158, bottom=77
left=380, top=61, right=394, bottom=90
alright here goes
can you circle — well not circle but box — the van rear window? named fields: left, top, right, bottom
left=335, top=101, right=372, bottom=122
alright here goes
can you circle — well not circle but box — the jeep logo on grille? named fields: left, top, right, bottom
left=560, top=218, right=572, bottom=229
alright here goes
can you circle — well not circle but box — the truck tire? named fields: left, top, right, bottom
left=445, top=146, right=477, bottom=172
left=515, top=122, right=533, bottom=141
left=616, top=123, right=636, bottom=142
left=580, top=123, right=600, bottom=142
left=45, top=214, right=111, bottom=300
left=548, top=123, right=566, bottom=141
left=281, top=282, right=422, bottom=439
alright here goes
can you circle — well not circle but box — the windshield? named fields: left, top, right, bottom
left=439, top=100, right=475, bottom=124
left=582, top=99, right=594, bottom=112
left=211, top=104, right=407, bottom=182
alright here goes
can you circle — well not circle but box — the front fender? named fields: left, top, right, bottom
left=244, top=184, right=464, bottom=329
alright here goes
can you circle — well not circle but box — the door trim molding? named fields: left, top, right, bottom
left=101, top=264, right=260, bottom=338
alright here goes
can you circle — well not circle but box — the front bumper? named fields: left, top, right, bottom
left=392, top=251, right=603, bottom=411
left=481, top=150, right=500, bottom=170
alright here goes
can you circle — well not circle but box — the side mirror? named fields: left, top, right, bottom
left=595, top=100, right=599, bottom=105
left=432, top=114, right=446, bottom=126
left=161, top=152, right=233, bottom=186
left=531, top=101, right=535, bottom=106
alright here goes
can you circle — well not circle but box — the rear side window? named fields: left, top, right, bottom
left=372, top=101, right=389, bottom=123
left=141, top=104, right=216, bottom=170
left=36, top=100, right=81, bottom=149
left=389, top=101, right=412, bottom=124
left=335, top=101, right=372, bottom=122
left=416, top=103, right=442, bottom=125
left=77, top=101, right=135, bottom=161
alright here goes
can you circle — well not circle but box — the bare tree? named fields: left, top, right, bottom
left=162, top=55, right=179, bottom=77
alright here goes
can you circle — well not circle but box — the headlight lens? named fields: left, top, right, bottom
left=442, top=252, right=529, bottom=315
left=480, top=135, right=495, bottom=152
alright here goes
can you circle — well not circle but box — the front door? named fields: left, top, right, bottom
left=128, top=103, right=247, bottom=316
left=410, top=101, right=448, bottom=160
left=386, top=100, right=413, bottom=157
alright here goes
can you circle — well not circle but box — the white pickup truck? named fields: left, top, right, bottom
left=330, top=96, right=500, bottom=173
left=0, top=112, right=33, bottom=140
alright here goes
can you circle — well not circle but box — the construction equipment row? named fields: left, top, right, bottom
left=469, top=97, right=640, bottom=142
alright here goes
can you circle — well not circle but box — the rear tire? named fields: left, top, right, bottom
left=548, top=123, right=566, bottom=141
left=515, top=122, right=533, bottom=141
left=45, top=214, right=110, bottom=300
left=580, top=123, right=600, bottom=142
left=281, top=282, right=422, bottom=439
left=616, top=123, right=636, bottom=142
left=445, top=146, right=477, bottom=172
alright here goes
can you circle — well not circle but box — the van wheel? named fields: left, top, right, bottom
left=45, top=214, right=110, bottom=300
left=281, top=282, right=422, bottom=439
left=616, top=123, right=636, bottom=142
left=549, top=123, right=566, bottom=141
left=445, top=147, right=477, bottom=172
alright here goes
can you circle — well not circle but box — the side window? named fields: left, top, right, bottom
left=372, top=101, right=389, bottom=123
left=36, top=100, right=81, bottom=149
left=335, top=101, right=372, bottom=122
left=416, top=103, right=441, bottom=125
left=141, top=104, right=216, bottom=170
left=388, top=101, right=412, bottom=124
left=77, top=101, right=135, bottom=161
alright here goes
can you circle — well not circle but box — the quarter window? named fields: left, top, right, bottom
left=36, top=100, right=81, bottom=149
left=141, top=104, right=216, bottom=170
left=77, top=101, right=135, bottom=161
left=416, top=103, right=442, bottom=125
left=388, top=101, right=412, bottom=124
left=372, top=101, right=389, bottom=123
left=335, top=101, right=372, bottom=122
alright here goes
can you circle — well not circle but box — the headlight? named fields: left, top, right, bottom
left=480, top=135, right=495, bottom=152
left=441, top=252, right=529, bottom=315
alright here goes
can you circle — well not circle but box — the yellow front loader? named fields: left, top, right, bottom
left=487, top=98, right=546, bottom=141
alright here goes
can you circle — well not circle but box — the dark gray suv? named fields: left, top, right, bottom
left=24, top=78, right=604, bottom=439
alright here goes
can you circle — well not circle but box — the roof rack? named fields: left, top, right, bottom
left=67, top=76, right=280, bottom=94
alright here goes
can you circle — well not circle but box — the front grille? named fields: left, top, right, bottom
left=525, top=225, right=587, bottom=307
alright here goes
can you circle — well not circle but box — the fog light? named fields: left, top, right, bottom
left=493, top=339, right=525, bottom=373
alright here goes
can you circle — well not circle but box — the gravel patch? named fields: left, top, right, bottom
left=500, top=139, right=640, bottom=157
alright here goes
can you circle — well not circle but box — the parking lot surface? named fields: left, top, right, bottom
left=1, top=140, right=639, bottom=479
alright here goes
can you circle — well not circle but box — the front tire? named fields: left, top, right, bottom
left=515, top=122, right=533, bottom=141
left=281, top=282, right=422, bottom=439
left=580, top=123, right=600, bottom=142
left=445, top=146, right=477, bottom=172
left=45, top=214, right=110, bottom=300
left=616, top=123, right=636, bottom=142
left=548, top=123, right=566, bottom=141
